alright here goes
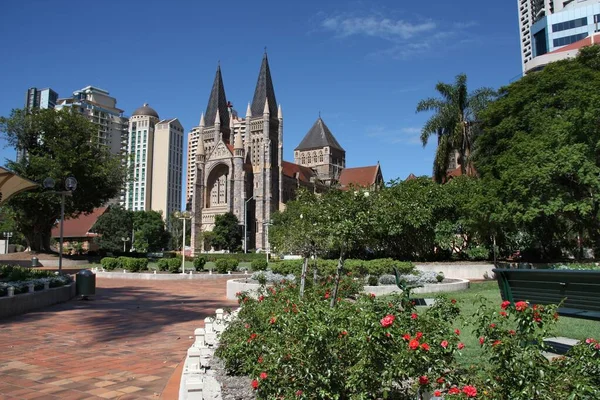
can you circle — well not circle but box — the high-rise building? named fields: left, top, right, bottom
left=25, top=87, right=58, bottom=110
left=124, top=104, right=184, bottom=219
left=518, top=0, right=600, bottom=74
left=55, top=86, right=129, bottom=158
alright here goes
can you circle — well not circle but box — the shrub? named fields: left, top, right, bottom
left=251, top=258, right=268, bottom=271
left=465, top=245, right=490, bottom=261
left=193, top=256, right=206, bottom=271
left=367, top=275, right=379, bottom=286
left=436, top=271, right=445, bottom=282
left=101, top=257, right=120, bottom=271
left=168, top=258, right=182, bottom=273
left=117, top=257, right=148, bottom=272
left=157, top=258, right=169, bottom=271
left=215, top=259, right=229, bottom=274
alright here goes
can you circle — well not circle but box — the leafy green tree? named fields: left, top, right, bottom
left=0, top=108, right=124, bottom=251
left=212, top=212, right=241, bottom=252
left=475, top=45, right=600, bottom=259
left=92, top=206, right=134, bottom=253
left=132, top=210, right=169, bottom=252
left=416, top=74, right=496, bottom=182
left=168, top=211, right=191, bottom=250
left=270, top=190, right=327, bottom=296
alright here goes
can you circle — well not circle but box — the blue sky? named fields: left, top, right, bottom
left=0, top=0, right=520, bottom=192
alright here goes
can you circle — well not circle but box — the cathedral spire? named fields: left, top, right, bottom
left=199, top=113, right=205, bottom=127
left=278, top=104, right=282, bottom=119
left=246, top=102, right=252, bottom=118
left=204, top=64, right=229, bottom=128
left=250, top=52, right=277, bottom=118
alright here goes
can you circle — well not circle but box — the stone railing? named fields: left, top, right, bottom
left=0, top=282, right=76, bottom=319
left=179, top=308, right=238, bottom=399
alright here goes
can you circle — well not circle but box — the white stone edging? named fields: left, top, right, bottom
left=179, top=308, right=239, bottom=400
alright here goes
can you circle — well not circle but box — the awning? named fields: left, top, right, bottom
left=0, top=166, right=39, bottom=206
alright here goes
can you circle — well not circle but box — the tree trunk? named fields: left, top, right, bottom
left=300, top=256, right=308, bottom=298
left=330, top=249, right=345, bottom=308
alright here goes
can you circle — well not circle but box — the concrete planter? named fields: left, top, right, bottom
left=415, top=263, right=495, bottom=281
left=0, top=283, right=76, bottom=319
left=226, top=278, right=470, bottom=300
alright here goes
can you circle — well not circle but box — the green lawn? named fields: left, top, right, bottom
left=416, top=281, right=600, bottom=366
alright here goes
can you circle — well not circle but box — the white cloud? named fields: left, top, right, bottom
left=322, top=16, right=436, bottom=40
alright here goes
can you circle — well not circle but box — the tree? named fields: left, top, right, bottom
left=212, top=212, right=241, bottom=252
left=474, top=45, right=600, bottom=259
left=132, top=210, right=169, bottom=252
left=416, top=74, right=496, bottom=182
left=270, top=190, right=327, bottom=296
left=92, top=206, right=134, bottom=253
left=0, top=108, right=124, bottom=251
left=168, top=211, right=191, bottom=250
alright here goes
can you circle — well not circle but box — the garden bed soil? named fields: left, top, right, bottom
left=212, top=357, right=256, bottom=400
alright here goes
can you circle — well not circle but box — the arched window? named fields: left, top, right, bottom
left=302, top=155, right=305, bottom=164
left=308, top=154, right=312, bottom=164
left=319, top=152, right=323, bottom=162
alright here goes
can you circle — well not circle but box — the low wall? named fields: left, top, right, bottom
left=226, top=278, right=470, bottom=300
left=415, top=263, right=495, bottom=281
left=0, top=283, right=76, bottom=319
left=96, top=271, right=248, bottom=281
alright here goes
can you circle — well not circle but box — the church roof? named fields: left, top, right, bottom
left=339, top=165, right=381, bottom=188
left=282, top=161, right=318, bottom=183
left=250, top=53, right=278, bottom=117
left=405, top=173, right=417, bottom=181
left=204, top=65, right=230, bottom=128
left=295, top=117, right=344, bottom=152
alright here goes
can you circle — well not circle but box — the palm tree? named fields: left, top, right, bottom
left=416, top=74, right=496, bottom=183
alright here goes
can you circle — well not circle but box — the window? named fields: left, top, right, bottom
left=308, top=154, right=312, bottom=164
left=553, top=32, right=588, bottom=47
left=552, top=17, right=587, bottom=33
left=301, top=155, right=305, bottom=164
left=319, top=152, right=323, bottom=162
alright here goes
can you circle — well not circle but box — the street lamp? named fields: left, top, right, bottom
left=263, top=219, right=273, bottom=263
left=174, top=211, right=192, bottom=274
left=43, top=176, right=77, bottom=274
left=121, top=237, right=130, bottom=252
left=3, top=232, right=13, bottom=254
left=244, top=196, right=254, bottom=254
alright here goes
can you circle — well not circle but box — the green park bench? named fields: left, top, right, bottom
left=493, top=268, right=600, bottom=321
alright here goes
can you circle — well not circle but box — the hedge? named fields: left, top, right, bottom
left=215, top=258, right=239, bottom=274
left=251, top=258, right=268, bottom=271
left=270, top=258, right=414, bottom=277
left=101, top=257, right=148, bottom=272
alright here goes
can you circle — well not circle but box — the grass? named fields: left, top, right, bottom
left=416, top=281, right=600, bottom=365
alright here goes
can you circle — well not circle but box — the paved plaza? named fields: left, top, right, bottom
left=0, top=277, right=237, bottom=399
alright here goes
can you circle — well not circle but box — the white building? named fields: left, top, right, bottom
left=124, top=104, right=184, bottom=219
left=518, top=0, right=600, bottom=74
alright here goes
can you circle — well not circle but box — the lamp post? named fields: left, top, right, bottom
left=263, top=220, right=273, bottom=263
left=3, top=232, right=13, bottom=254
left=175, top=211, right=192, bottom=274
left=121, top=237, right=130, bottom=252
left=43, top=176, right=77, bottom=275
left=244, top=196, right=254, bottom=254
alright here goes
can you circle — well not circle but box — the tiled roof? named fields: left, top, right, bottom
left=204, top=65, right=230, bottom=128
left=405, top=173, right=417, bottom=181
left=51, top=207, right=108, bottom=239
left=226, top=143, right=235, bottom=154
left=282, top=161, right=317, bottom=183
left=295, top=117, right=344, bottom=151
left=549, top=34, right=600, bottom=54
left=250, top=53, right=278, bottom=118
left=339, top=165, right=379, bottom=188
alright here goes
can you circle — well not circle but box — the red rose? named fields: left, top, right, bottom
left=436, top=377, right=445, bottom=384
left=419, top=375, right=429, bottom=385
left=409, top=339, right=420, bottom=350
left=270, top=317, right=277, bottom=324
left=479, top=336, right=485, bottom=345
left=501, top=300, right=511, bottom=309
left=508, top=329, right=516, bottom=335
left=251, top=379, right=259, bottom=389
left=448, top=387, right=460, bottom=395
left=515, top=301, right=528, bottom=311
left=420, top=343, right=430, bottom=351
left=457, top=342, right=465, bottom=350
left=462, top=385, right=477, bottom=397
left=595, top=343, right=600, bottom=350
left=324, top=292, right=330, bottom=299
left=434, top=390, right=442, bottom=396
left=260, top=372, right=267, bottom=380
left=441, top=340, right=449, bottom=349
left=492, top=340, right=502, bottom=347
left=258, top=295, right=265, bottom=302
left=455, top=329, right=461, bottom=335
left=296, top=390, right=303, bottom=396
left=451, top=299, right=457, bottom=304
left=380, top=314, right=396, bottom=328
left=416, top=332, right=423, bottom=340
left=402, top=333, right=411, bottom=341
left=490, top=323, right=496, bottom=328
left=500, top=311, right=507, bottom=317
left=411, top=313, right=418, bottom=320
left=370, top=293, right=376, bottom=298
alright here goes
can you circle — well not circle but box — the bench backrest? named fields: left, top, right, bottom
left=493, top=268, right=600, bottom=313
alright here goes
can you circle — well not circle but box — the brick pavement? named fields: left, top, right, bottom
left=0, top=277, right=237, bottom=399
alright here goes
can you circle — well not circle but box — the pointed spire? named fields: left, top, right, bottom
left=251, top=53, right=277, bottom=117
left=204, top=64, right=229, bottom=128
left=263, top=98, right=270, bottom=115
left=199, top=113, right=205, bottom=127
left=234, top=129, right=243, bottom=150
left=278, top=104, right=282, bottom=119
left=294, top=117, right=345, bottom=152
left=246, top=103, right=252, bottom=118
left=214, top=108, right=221, bottom=126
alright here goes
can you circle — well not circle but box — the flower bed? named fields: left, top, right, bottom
left=216, top=281, right=600, bottom=399
left=0, top=265, right=73, bottom=297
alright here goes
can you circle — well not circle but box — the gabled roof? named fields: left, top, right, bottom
left=295, top=117, right=344, bottom=151
left=51, top=207, right=108, bottom=239
left=339, top=165, right=381, bottom=188
left=204, top=65, right=230, bottom=128
left=250, top=53, right=278, bottom=118
left=282, top=161, right=318, bottom=183
left=405, top=173, right=417, bottom=181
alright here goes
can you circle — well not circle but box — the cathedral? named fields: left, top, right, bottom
left=189, top=53, right=383, bottom=255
